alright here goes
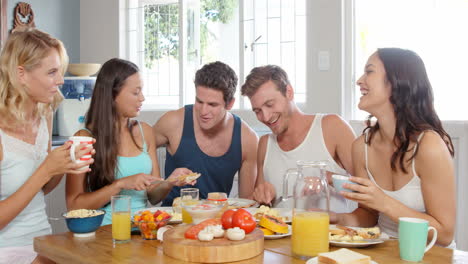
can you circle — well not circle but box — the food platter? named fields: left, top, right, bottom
left=329, top=225, right=389, bottom=248
left=163, top=224, right=264, bottom=263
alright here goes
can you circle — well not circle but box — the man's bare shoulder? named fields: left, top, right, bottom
left=322, top=114, right=355, bottom=134
left=322, top=114, right=349, bottom=127
left=154, top=108, right=185, bottom=130
left=239, top=118, right=259, bottom=139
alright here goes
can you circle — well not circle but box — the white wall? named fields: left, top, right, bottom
left=80, top=0, right=120, bottom=64
left=306, top=0, right=344, bottom=115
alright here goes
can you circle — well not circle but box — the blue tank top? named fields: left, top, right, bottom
left=162, top=105, right=242, bottom=206
left=92, top=122, right=152, bottom=225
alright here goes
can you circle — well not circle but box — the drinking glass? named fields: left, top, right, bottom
left=180, top=188, right=199, bottom=224
left=111, top=195, right=131, bottom=243
left=207, top=192, right=228, bottom=217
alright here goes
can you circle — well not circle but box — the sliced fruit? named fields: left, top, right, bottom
left=259, top=215, right=288, bottom=234
left=259, top=227, right=274, bottom=236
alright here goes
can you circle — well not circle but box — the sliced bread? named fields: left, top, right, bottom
left=318, top=248, right=371, bottom=264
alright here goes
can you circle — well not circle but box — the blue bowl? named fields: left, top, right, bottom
left=63, top=210, right=106, bottom=233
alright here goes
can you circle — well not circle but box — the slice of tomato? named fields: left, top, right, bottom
left=184, top=218, right=222, bottom=239
left=232, top=208, right=256, bottom=234
left=221, top=209, right=236, bottom=229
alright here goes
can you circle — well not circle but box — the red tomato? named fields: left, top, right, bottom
left=184, top=219, right=221, bottom=239
left=232, top=208, right=256, bottom=234
left=221, top=209, right=236, bottom=229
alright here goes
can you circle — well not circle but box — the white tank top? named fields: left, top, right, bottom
left=365, top=131, right=426, bottom=238
left=263, top=114, right=357, bottom=213
left=0, top=117, right=52, bottom=247
left=365, top=131, right=456, bottom=248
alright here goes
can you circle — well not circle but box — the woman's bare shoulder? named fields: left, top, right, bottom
left=416, top=131, right=452, bottom=161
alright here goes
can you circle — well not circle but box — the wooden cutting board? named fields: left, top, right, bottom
left=163, top=225, right=264, bottom=263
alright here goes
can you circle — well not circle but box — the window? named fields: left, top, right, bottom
left=126, top=0, right=306, bottom=110
left=352, top=0, right=468, bottom=120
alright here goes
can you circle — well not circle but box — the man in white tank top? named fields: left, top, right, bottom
left=241, top=65, right=357, bottom=213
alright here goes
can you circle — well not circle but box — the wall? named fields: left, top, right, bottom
left=7, top=0, right=80, bottom=63
left=79, top=0, right=120, bottom=64
left=306, top=0, right=344, bottom=115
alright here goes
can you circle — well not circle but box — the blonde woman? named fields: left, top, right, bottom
left=0, top=28, right=94, bottom=263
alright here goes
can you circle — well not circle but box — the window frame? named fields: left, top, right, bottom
left=126, top=0, right=308, bottom=113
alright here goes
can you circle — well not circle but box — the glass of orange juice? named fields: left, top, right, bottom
left=111, top=195, right=131, bottom=243
left=292, top=210, right=329, bottom=259
left=180, top=188, right=199, bottom=224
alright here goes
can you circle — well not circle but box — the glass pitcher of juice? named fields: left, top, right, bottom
left=282, top=160, right=330, bottom=260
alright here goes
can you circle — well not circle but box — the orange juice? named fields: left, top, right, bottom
left=181, top=199, right=198, bottom=223
left=292, top=211, right=329, bottom=258
left=112, top=212, right=131, bottom=241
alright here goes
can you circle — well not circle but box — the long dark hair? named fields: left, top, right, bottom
left=365, top=48, right=454, bottom=173
left=85, top=58, right=141, bottom=192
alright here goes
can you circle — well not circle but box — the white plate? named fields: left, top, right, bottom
left=264, top=225, right=292, bottom=240
left=329, top=240, right=384, bottom=248
left=243, top=207, right=292, bottom=223
left=227, top=198, right=258, bottom=208
left=329, top=225, right=389, bottom=248
left=306, top=257, right=378, bottom=264
left=134, top=207, right=182, bottom=224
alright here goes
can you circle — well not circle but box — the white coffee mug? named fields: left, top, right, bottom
left=69, top=136, right=93, bottom=170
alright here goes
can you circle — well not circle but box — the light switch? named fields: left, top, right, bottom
left=318, top=51, right=330, bottom=71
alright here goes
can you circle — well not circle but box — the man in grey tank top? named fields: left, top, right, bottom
left=241, top=65, right=357, bottom=213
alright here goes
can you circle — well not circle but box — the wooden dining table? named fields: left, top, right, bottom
left=34, top=224, right=467, bottom=264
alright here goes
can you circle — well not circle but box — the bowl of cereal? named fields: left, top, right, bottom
left=63, top=209, right=106, bottom=236
left=133, top=210, right=172, bottom=240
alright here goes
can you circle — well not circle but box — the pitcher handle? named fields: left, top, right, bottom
left=282, top=168, right=298, bottom=203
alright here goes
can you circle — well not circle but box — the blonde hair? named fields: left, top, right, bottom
left=0, top=27, right=68, bottom=126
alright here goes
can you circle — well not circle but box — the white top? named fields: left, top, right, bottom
left=0, top=117, right=52, bottom=247
left=365, top=131, right=456, bottom=249
left=263, top=114, right=357, bottom=213
left=365, top=131, right=426, bottom=238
